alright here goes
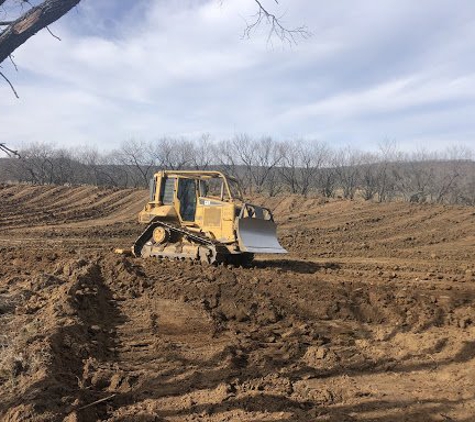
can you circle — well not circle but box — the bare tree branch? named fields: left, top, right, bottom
left=0, top=1, right=306, bottom=97
left=46, top=24, right=60, bottom=40
left=0, top=0, right=81, bottom=64
left=0, top=69, right=19, bottom=97
left=8, top=53, right=17, bottom=70
left=0, top=142, right=20, bottom=157
left=245, top=0, right=310, bottom=44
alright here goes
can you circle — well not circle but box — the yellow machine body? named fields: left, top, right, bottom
left=133, top=170, right=287, bottom=264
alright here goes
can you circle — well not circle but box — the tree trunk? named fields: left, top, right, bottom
left=0, top=0, right=81, bottom=64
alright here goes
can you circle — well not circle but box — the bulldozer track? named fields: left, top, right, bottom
left=133, top=219, right=229, bottom=264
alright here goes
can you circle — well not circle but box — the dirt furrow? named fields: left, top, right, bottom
left=2, top=185, right=475, bottom=421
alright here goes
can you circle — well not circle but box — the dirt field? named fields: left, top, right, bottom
left=1, top=184, right=475, bottom=422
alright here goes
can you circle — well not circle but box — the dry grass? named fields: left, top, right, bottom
left=0, top=298, right=50, bottom=389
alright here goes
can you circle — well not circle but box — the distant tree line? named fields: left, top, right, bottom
left=1, top=136, right=475, bottom=205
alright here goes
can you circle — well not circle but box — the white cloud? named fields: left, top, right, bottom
left=1, top=0, right=475, bottom=152
left=280, top=73, right=475, bottom=121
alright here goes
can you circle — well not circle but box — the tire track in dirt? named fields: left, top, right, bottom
left=66, top=254, right=475, bottom=421
left=2, top=248, right=475, bottom=421
left=2, top=185, right=475, bottom=421
left=0, top=254, right=122, bottom=421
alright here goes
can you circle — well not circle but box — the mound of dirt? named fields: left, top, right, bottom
left=1, top=185, right=475, bottom=421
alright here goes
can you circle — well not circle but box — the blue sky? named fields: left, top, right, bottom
left=1, top=0, right=475, bottom=151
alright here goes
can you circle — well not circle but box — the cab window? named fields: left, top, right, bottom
left=160, top=177, right=176, bottom=204
left=177, top=178, right=197, bottom=221
left=149, top=178, right=156, bottom=201
left=201, top=178, right=225, bottom=199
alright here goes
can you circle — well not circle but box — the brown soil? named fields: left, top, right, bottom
left=1, top=184, right=475, bottom=421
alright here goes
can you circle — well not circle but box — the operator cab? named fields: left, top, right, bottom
left=146, top=171, right=243, bottom=225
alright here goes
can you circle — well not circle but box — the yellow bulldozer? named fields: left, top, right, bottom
left=132, top=170, right=287, bottom=265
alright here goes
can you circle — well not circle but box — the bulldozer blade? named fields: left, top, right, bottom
left=237, top=218, right=288, bottom=254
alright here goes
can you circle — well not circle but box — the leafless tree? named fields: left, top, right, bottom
left=190, top=134, right=215, bottom=170
left=149, top=137, right=194, bottom=171
left=316, top=169, right=335, bottom=198
left=74, top=146, right=103, bottom=186
left=4, top=138, right=475, bottom=205
left=215, top=139, right=244, bottom=188
left=371, top=140, right=398, bottom=202
left=115, top=139, right=157, bottom=188
left=358, top=152, right=379, bottom=201
left=333, top=146, right=363, bottom=199
left=251, top=136, right=283, bottom=194
left=279, top=140, right=305, bottom=194
left=49, top=147, right=76, bottom=184
left=426, top=146, right=474, bottom=204
left=392, top=148, right=438, bottom=202
left=9, top=141, right=56, bottom=184
left=227, top=135, right=283, bottom=194
left=103, top=151, right=132, bottom=188
left=280, top=140, right=329, bottom=197
left=442, top=146, right=474, bottom=204
left=460, top=169, right=475, bottom=205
